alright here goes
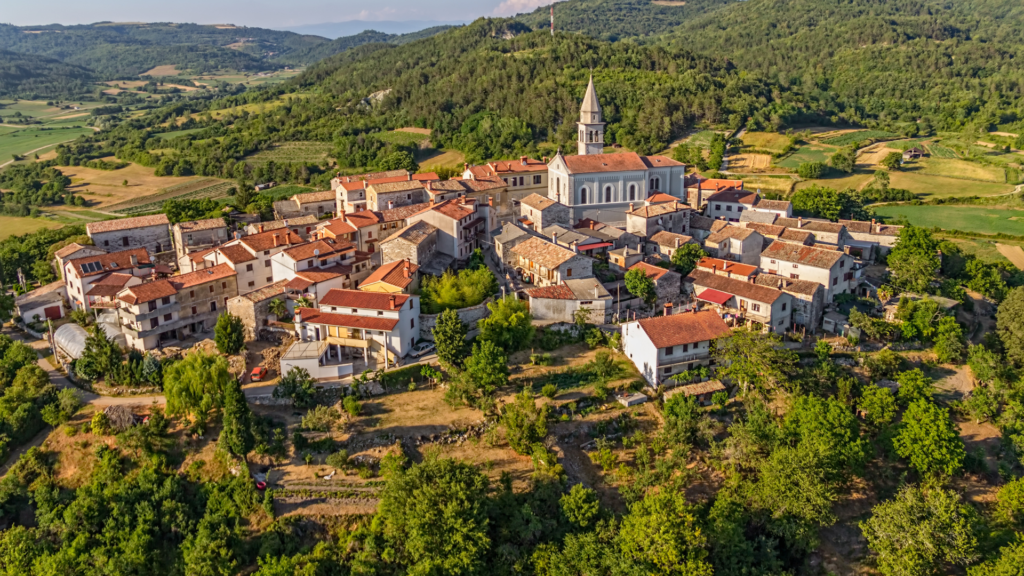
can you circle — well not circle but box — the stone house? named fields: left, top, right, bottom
left=494, top=223, right=535, bottom=268
left=703, top=226, right=764, bottom=265
left=510, top=236, right=593, bottom=288
left=760, top=242, right=858, bottom=303
left=86, top=214, right=172, bottom=255
left=645, top=231, right=696, bottom=261
left=684, top=175, right=744, bottom=209
left=685, top=269, right=794, bottom=334
left=173, top=218, right=229, bottom=270
left=608, top=245, right=644, bottom=273
left=754, top=273, right=825, bottom=333
left=366, top=180, right=426, bottom=211
left=519, top=193, right=570, bottom=232
left=704, top=189, right=758, bottom=222
left=524, top=279, right=613, bottom=324
left=64, top=248, right=153, bottom=312
left=227, top=280, right=291, bottom=341
left=694, top=257, right=758, bottom=281
left=775, top=218, right=852, bottom=250
left=245, top=215, right=320, bottom=240
left=628, top=261, right=683, bottom=309
left=405, top=197, right=493, bottom=263
left=622, top=309, right=732, bottom=386
left=625, top=201, right=690, bottom=239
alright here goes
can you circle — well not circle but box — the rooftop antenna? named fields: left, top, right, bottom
left=551, top=4, right=554, bottom=36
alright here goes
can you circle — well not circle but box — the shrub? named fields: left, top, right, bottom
left=91, top=411, right=110, bottom=435
left=530, top=353, right=553, bottom=366
left=585, top=328, right=606, bottom=349
left=797, top=161, right=827, bottom=179
left=420, top=268, right=497, bottom=313
left=343, top=395, right=362, bottom=417
left=541, top=384, right=558, bottom=399
left=326, top=450, right=349, bottom=470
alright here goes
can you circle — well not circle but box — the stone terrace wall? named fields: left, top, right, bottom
left=418, top=298, right=493, bottom=341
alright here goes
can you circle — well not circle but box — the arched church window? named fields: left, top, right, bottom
left=605, top=185, right=612, bottom=203
left=655, top=177, right=661, bottom=190
left=580, top=187, right=588, bottom=205
left=629, top=184, right=636, bottom=201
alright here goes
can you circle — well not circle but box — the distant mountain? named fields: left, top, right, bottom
left=279, top=20, right=468, bottom=39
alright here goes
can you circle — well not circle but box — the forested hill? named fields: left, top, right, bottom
left=0, top=50, right=96, bottom=98
left=515, top=0, right=737, bottom=42
left=0, top=22, right=453, bottom=80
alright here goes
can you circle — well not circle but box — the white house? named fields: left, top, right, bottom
left=294, top=289, right=421, bottom=365
left=64, top=248, right=153, bottom=312
left=760, top=242, right=858, bottom=303
left=270, top=238, right=363, bottom=304
left=704, top=189, right=758, bottom=222
left=622, top=310, right=732, bottom=386
left=15, top=281, right=67, bottom=323
left=405, top=197, right=494, bottom=262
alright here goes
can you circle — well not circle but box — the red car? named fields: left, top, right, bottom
left=250, top=366, right=268, bottom=382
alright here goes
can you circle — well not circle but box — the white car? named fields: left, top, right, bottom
left=410, top=342, right=436, bottom=358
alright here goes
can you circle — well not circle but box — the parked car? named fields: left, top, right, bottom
left=410, top=342, right=436, bottom=358
left=250, top=366, right=268, bottom=381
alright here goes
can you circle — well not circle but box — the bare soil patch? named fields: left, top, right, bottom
left=997, top=243, right=1024, bottom=269
left=652, top=0, right=687, bottom=5
left=61, top=162, right=210, bottom=208
left=856, top=142, right=898, bottom=167
left=727, top=153, right=772, bottom=172
left=396, top=127, right=432, bottom=135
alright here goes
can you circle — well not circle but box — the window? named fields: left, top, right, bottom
left=751, top=303, right=761, bottom=312
left=351, top=308, right=358, bottom=313
left=715, top=204, right=721, bottom=210
left=664, top=366, right=672, bottom=375
left=222, top=282, right=227, bottom=289
left=792, top=263, right=798, bottom=268
left=266, top=277, right=273, bottom=283
left=840, top=260, right=845, bottom=268
left=209, top=285, right=214, bottom=293
left=832, top=277, right=838, bottom=286
left=410, top=318, right=415, bottom=328
left=377, top=311, right=384, bottom=316
left=211, top=302, right=217, bottom=312
left=770, top=259, right=776, bottom=264
left=726, top=205, right=733, bottom=212
left=150, top=318, right=159, bottom=329
left=533, top=175, right=542, bottom=185
left=604, top=185, right=612, bottom=203
left=246, top=264, right=253, bottom=272
left=307, top=259, right=314, bottom=268
left=790, top=274, right=799, bottom=280
left=567, top=268, right=572, bottom=277
left=683, top=344, right=689, bottom=352
left=163, top=313, right=172, bottom=322
left=248, top=281, right=255, bottom=288
left=265, top=260, right=271, bottom=267
left=122, top=237, right=129, bottom=247
left=409, top=301, right=414, bottom=310
left=191, top=306, right=197, bottom=315
left=320, top=259, right=327, bottom=266
left=104, top=240, right=109, bottom=246
left=264, top=250, right=269, bottom=256
left=665, top=346, right=674, bottom=355
left=737, top=207, right=743, bottom=213
left=782, top=303, right=787, bottom=311
left=161, top=297, right=170, bottom=305
left=629, top=184, right=636, bottom=200
left=148, top=301, right=157, bottom=312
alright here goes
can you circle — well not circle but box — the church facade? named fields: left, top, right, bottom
left=547, top=76, right=688, bottom=224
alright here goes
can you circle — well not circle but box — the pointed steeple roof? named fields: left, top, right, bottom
left=581, top=75, right=601, bottom=115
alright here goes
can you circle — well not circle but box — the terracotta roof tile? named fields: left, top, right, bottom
left=706, top=189, right=758, bottom=205
left=368, top=180, right=425, bottom=194
left=319, top=219, right=357, bottom=236
left=54, top=243, right=92, bottom=259
left=171, top=263, right=236, bottom=290
left=217, top=244, right=256, bottom=264
left=412, top=172, right=440, bottom=182
left=282, top=239, right=356, bottom=262
left=629, top=261, right=677, bottom=282
left=646, top=192, right=678, bottom=204
left=68, top=248, right=151, bottom=278
left=510, top=236, right=578, bottom=269
left=383, top=220, right=437, bottom=245
left=293, top=191, right=335, bottom=204
left=237, top=280, right=289, bottom=302
left=295, top=264, right=354, bottom=283
left=359, top=259, right=419, bottom=290
left=689, top=214, right=715, bottom=231
left=761, top=241, right=844, bottom=268
left=779, top=228, right=814, bottom=243
left=649, top=231, right=693, bottom=247
left=627, top=202, right=688, bottom=218
left=636, top=310, right=732, bottom=348
left=707, top=226, right=758, bottom=244
left=524, top=283, right=577, bottom=300
left=118, top=279, right=177, bottom=305
left=696, top=257, right=757, bottom=278
left=428, top=198, right=477, bottom=221
left=294, top=308, right=399, bottom=331
left=562, top=152, right=649, bottom=173
left=189, top=247, right=218, bottom=263
left=345, top=210, right=381, bottom=229
left=753, top=273, right=823, bottom=296
left=686, top=269, right=785, bottom=304
left=380, top=202, right=430, bottom=223
left=318, top=289, right=411, bottom=310
left=240, top=229, right=303, bottom=252
left=640, top=155, right=685, bottom=168
left=743, top=223, right=786, bottom=237
left=684, top=176, right=744, bottom=191
left=752, top=199, right=792, bottom=212
left=86, top=214, right=169, bottom=234
left=477, top=158, right=548, bottom=175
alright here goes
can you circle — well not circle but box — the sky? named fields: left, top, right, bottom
left=3, top=0, right=559, bottom=28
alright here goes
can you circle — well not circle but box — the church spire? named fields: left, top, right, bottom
left=577, top=74, right=605, bottom=156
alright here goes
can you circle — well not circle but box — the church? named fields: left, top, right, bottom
left=546, top=76, right=688, bottom=224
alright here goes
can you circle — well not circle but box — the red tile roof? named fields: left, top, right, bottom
left=429, top=198, right=477, bottom=221
left=524, top=283, right=577, bottom=300
left=629, top=261, right=675, bottom=282
left=380, top=202, right=430, bottom=223
left=649, top=231, right=693, bottom=247
left=696, top=257, right=758, bottom=278
left=294, top=308, right=400, bottom=331
left=345, top=210, right=381, bottom=229
left=240, top=230, right=303, bottom=252
left=217, top=244, right=256, bottom=265
left=359, top=259, right=418, bottom=290
left=640, top=155, right=685, bottom=168
left=86, top=214, right=169, bottom=234
left=761, top=242, right=845, bottom=269
left=562, top=152, right=649, bottom=173
left=706, top=189, right=758, bottom=205
left=118, top=279, right=177, bottom=305
left=170, top=263, right=236, bottom=290
left=293, top=191, right=335, bottom=204
left=282, top=239, right=355, bottom=261
left=54, top=243, right=92, bottom=260
left=295, top=264, right=354, bottom=283
left=412, top=172, right=440, bottom=182
left=68, top=248, right=151, bottom=278
left=627, top=202, right=688, bottom=218
left=320, top=219, right=357, bottom=237
left=636, top=310, right=731, bottom=348
left=707, top=226, right=759, bottom=244
left=318, top=289, right=411, bottom=310
left=687, top=269, right=785, bottom=304
left=696, top=288, right=733, bottom=305
left=646, top=192, right=678, bottom=204
left=685, top=176, right=744, bottom=191
left=478, top=157, right=548, bottom=175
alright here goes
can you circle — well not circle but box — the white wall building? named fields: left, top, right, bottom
left=760, top=242, right=859, bottom=303
left=294, top=289, right=421, bottom=365
left=622, top=310, right=732, bottom=386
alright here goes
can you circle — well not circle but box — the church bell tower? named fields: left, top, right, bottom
left=577, top=75, right=605, bottom=156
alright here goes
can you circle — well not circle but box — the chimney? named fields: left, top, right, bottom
left=130, top=254, right=138, bottom=266
left=691, top=306, right=697, bottom=314
left=594, top=284, right=599, bottom=298
left=463, top=163, right=468, bottom=172
left=259, top=224, right=264, bottom=233
left=798, top=217, right=803, bottom=228
left=389, top=295, right=396, bottom=309
left=283, top=219, right=289, bottom=227
left=665, top=303, right=673, bottom=316
left=404, top=262, right=410, bottom=278
left=552, top=231, right=559, bottom=245
left=675, top=237, right=681, bottom=248
left=629, top=202, right=634, bottom=212
left=521, top=156, right=528, bottom=165
left=571, top=240, right=578, bottom=253
left=542, top=156, right=549, bottom=163
left=388, top=200, right=394, bottom=210
left=295, top=310, right=302, bottom=323
left=589, top=220, right=596, bottom=230
left=273, top=234, right=280, bottom=247
left=488, top=196, right=493, bottom=207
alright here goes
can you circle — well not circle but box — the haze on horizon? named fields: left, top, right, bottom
left=3, top=0, right=560, bottom=29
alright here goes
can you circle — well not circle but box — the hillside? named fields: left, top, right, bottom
left=0, top=49, right=96, bottom=99
left=515, top=0, right=737, bottom=41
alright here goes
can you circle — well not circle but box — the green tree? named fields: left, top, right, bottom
left=500, top=390, right=549, bottom=455
left=858, top=385, right=897, bottom=427
left=0, top=293, right=14, bottom=324
left=934, top=317, right=966, bottom=363
left=887, top=226, right=940, bottom=293
left=273, top=367, right=318, bottom=408
left=477, top=297, right=533, bottom=352
left=894, top=400, right=965, bottom=478
left=968, top=536, right=1024, bottom=576
left=617, top=489, right=713, bottom=575
left=164, top=351, right=233, bottom=421
left=40, top=388, right=81, bottom=427
left=560, top=484, right=601, bottom=528
left=463, top=340, right=509, bottom=398
left=214, top=312, right=244, bottom=355
left=220, top=379, right=254, bottom=460
left=267, top=298, right=289, bottom=321
left=30, top=260, right=55, bottom=285
left=860, top=486, right=978, bottom=576
left=796, top=161, right=826, bottom=179
left=896, top=368, right=934, bottom=406
left=994, top=476, right=1024, bottom=527
left=881, top=151, right=903, bottom=171
left=374, top=457, right=491, bottom=574
left=998, top=287, right=1024, bottom=366
left=670, top=242, right=706, bottom=276
left=624, top=267, right=657, bottom=309
left=713, top=329, right=798, bottom=396
left=752, top=443, right=839, bottom=551
left=829, top=148, right=855, bottom=173
left=74, top=324, right=123, bottom=382
left=433, top=308, right=467, bottom=369
left=782, top=395, right=867, bottom=483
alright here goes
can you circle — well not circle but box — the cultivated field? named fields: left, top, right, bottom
left=776, top=143, right=837, bottom=168
left=0, top=215, right=61, bottom=240
left=60, top=163, right=207, bottom=208
left=888, top=170, right=1013, bottom=198
left=740, top=131, right=791, bottom=153
left=111, top=180, right=235, bottom=215
left=872, top=205, right=1024, bottom=235
left=245, top=141, right=332, bottom=164
left=793, top=172, right=873, bottom=191
left=739, top=175, right=797, bottom=196
left=997, top=243, right=1024, bottom=269
left=141, top=65, right=182, bottom=76
left=727, top=153, right=773, bottom=172
left=820, top=130, right=898, bottom=146
left=373, top=131, right=430, bottom=146
left=416, top=148, right=466, bottom=168
left=915, top=158, right=1007, bottom=183
left=856, top=142, right=900, bottom=167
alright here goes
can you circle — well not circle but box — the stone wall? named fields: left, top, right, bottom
left=418, top=298, right=493, bottom=341
left=381, top=232, right=438, bottom=268
left=91, top=225, right=172, bottom=256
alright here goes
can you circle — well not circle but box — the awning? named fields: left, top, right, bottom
left=696, top=288, right=733, bottom=305
left=578, top=242, right=613, bottom=251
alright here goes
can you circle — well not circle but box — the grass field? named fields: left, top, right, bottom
left=794, top=172, right=874, bottom=192
left=0, top=127, right=94, bottom=162
left=887, top=170, right=1013, bottom=198
left=888, top=139, right=929, bottom=151
left=245, top=142, right=332, bottom=164
left=151, top=127, right=209, bottom=140
left=740, top=131, right=791, bottom=153
left=0, top=215, right=61, bottom=240
left=916, top=158, right=1006, bottom=183
left=61, top=163, right=207, bottom=208
left=938, top=237, right=1018, bottom=265
left=872, top=205, right=1024, bottom=235
left=737, top=175, right=796, bottom=195
left=416, top=148, right=466, bottom=168
left=821, top=130, right=898, bottom=146
left=777, top=144, right=838, bottom=168
left=373, top=131, right=430, bottom=146
left=686, top=130, right=724, bottom=147
left=925, top=143, right=959, bottom=159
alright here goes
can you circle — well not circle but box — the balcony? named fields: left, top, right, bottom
left=118, top=302, right=181, bottom=324
left=326, top=335, right=369, bottom=349
left=120, top=317, right=186, bottom=340
left=660, top=351, right=709, bottom=366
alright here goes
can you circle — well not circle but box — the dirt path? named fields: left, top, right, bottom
left=0, top=139, right=79, bottom=169
left=997, top=243, right=1024, bottom=269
